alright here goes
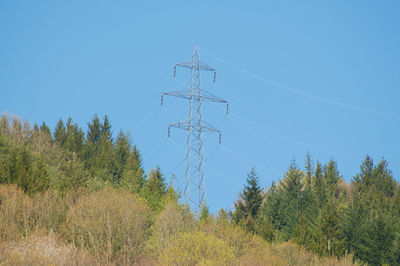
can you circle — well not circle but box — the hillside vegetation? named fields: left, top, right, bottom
left=0, top=113, right=397, bottom=265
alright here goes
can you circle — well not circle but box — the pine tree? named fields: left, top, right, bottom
left=313, top=161, right=327, bottom=209
left=64, top=117, right=84, bottom=154
left=232, top=167, right=263, bottom=231
left=324, top=159, right=341, bottom=200
left=40, top=122, right=52, bottom=141
left=317, top=200, right=346, bottom=257
left=293, top=215, right=316, bottom=249
left=54, top=119, right=66, bottom=146
left=147, top=166, right=167, bottom=195
left=119, top=142, right=145, bottom=193
left=86, top=114, right=101, bottom=145
left=279, top=160, right=304, bottom=237
left=144, top=166, right=167, bottom=210
left=304, top=152, right=314, bottom=188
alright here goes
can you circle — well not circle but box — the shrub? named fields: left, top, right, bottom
left=32, top=189, right=69, bottom=232
left=0, top=185, right=33, bottom=241
left=66, top=187, right=151, bottom=264
left=159, top=230, right=234, bottom=265
left=147, top=202, right=194, bottom=256
left=0, top=232, right=95, bottom=265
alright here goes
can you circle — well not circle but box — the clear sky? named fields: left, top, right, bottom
left=1, top=1, right=399, bottom=213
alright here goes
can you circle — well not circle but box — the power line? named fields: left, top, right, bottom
left=199, top=47, right=400, bottom=119
left=209, top=166, right=242, bottom=187
left=132, top=107, right=161, bottom=139
left=123, top=70, right=174, bottom=130
left=142, top=133, right=168, bottom=157
left=226, top=106, right=362, bottom=160
left=143, top=137, right=169, bottom=168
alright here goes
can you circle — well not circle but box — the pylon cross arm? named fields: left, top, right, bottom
left=163, top=90, right=227, bottom=104
left=175, top=62, right=215, bottom=72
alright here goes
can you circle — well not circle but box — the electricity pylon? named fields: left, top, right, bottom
left=161, top=47, right=228, bottom=211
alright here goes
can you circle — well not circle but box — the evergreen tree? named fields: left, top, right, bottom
left=324, top=159, right=341, bottom=200
left=64, top=117, right=84, bottom=154
left=119, top=143, right=145, bottom=193
left=86, top=114, right=101, bottom=145
left=40, top=122, right=51, bottom=137
left=304, top=152, right=313, bottom=188
left=341, top=198, right=367, bottom=259
left=389, top=232, right=400, bottom=264
left=147, top=166, right=167, bottom=195
left=232, top=167, right=263, bottom=231
left=313, top=161, right=327, bottom=209
left=54, top=119, right=66, bottom=146
left=144, top=166, right=167, bottom=210
left=113, top=131, right=130, bottom=183
left=317, top=200, right=346, bottom=257
left=279, top=160, right=304, bottom=237
left=359, top=213, right=397, bottom=265
left=293, top=215, right=316, bottom=249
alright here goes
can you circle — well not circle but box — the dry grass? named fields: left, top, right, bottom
left=238, top=242, right=356, bottom=266
left=0, top=233, right=96, bottom=265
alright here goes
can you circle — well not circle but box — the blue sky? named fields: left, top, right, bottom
left=1, top=1, right=399, bottom=213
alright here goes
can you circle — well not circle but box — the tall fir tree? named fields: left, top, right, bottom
left=313, top=161, right=327, bottom=209
left=304, top=152, right=314, bottom=188
left=232, top=167, right=263, bottom=231
left=54, top=119, right=66, bottom=146
left=323, top=159, right=341, bottom=200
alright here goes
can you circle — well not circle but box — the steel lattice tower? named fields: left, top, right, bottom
left=161, top=47, right=228, bottom=211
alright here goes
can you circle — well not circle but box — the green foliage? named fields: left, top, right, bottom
left=159, top=230, right=234, bottom=265
left=0, top=113, right=397, bottom=265
left=200, top=202, right=211, bottom=223
left=0, top=146, right=50, bottom=195
left=232, top=167, right=263, bottom=231
left=147, top=202, right=195, bottom=256
left=142, top=166, right=168, bottom=210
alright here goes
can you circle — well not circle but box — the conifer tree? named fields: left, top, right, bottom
left=324, top=159, right=341, bottom=199
left=304, top=152, right=313, bottom=188
left=280, top=160, right=304, bottom=236
left=313, top=161, right=327, bottom=209
left=232, top=167, right=263, bottom=231
left=147, top=166, right=167, bottom=195
left=144, top=166, right=167, bottom=210
left=40, top=122, right=51, bottom=136
left=86, top=114, right=101, bottom=145
left=54, top=119, right=66, bottom=146
left=64, top=117, right=84, bottom=154
left=317, top=200, right=346, bottom=257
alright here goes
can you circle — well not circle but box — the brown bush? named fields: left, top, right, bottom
left=32, top=189, right=69, bottom=232
left=66, top=187, right=151, bottom=264
left=238, top=242, right=356, bottom=266
left=0, top=232, right=96, bottom=265
left=0, top=185, right=33, bottom=241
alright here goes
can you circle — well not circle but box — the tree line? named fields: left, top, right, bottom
left=0, top=113, right=397, bottom=264
left=232, top=153, right=400, bottom=265
left=0, top=114, right=174, bottom=210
